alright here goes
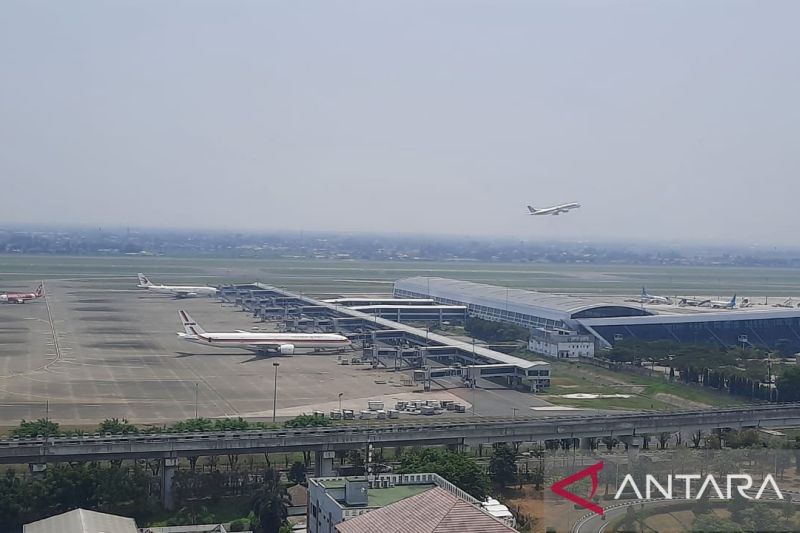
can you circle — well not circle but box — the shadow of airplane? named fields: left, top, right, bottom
left=174, top=350, right=288, bottom=363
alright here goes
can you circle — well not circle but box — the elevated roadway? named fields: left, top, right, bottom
left=3, top=404, right=800, bottom=465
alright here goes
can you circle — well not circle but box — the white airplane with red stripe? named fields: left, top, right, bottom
left=0, top=283, right=44, bottom=304
left=177, top=310, right=351, bottom=355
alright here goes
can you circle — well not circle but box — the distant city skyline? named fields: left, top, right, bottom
left=2, top=1, right=798, bottom=245
left=4, top=225, right=800, bottom=265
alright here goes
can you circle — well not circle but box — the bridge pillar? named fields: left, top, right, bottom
left=315, top=450, right=335, bottom=477
left=161, top=457, right=178, bottom=510
left=619, top=436, right=643, bottom=462
left=580, top=437, right=595, bottom=451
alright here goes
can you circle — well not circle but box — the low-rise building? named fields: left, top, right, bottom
left=529, top=327, right=595, bottom=359
left=24, top=509, right=138, bottom=533
left=335, top=486, right=516, bottom=533
left=307, top=474, right=515, bottom=533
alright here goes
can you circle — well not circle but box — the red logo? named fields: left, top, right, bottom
left=550, top=461, right=604, bottom=516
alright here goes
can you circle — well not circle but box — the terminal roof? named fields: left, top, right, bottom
left=395, top=277, right=650, bottom=321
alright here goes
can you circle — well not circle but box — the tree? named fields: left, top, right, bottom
left=98, top=418, right=139, bottom=435
left=691, top=513, right=742, bottom=532
left=620, top=506, right=637, bottom=532
left=251, top=469, right=289, bottom=533
left=396, top=448, right=490, bottom=500
left=740, top=503, right=782, bottom=532
left=288, top=462, right=306, bottom=486
left=465, top=317, right=528, bottom=342
left=284, top=414, right=332, bottom=428
left=12, top=419, right=60, bottom=438
left=776, top=366, right=800, bottom=402
left=781, top=498, right=796, bottom=527
left=488, top=443, right=517, bottom=490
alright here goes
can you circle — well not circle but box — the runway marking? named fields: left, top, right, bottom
left=59, top=360, right=145, bottom=370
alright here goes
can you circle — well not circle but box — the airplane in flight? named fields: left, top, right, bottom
left=0, top=283, right=44, bottom=304
left=177, top=310, right=351, bottom=355
left=137, top=273, right=218, bottom=298
left=706, top=295, right=737, bottom=309
left=526, top=202, right=581, bottom=216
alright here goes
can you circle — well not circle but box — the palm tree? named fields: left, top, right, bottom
left=251, top=468, right=290, bottom=533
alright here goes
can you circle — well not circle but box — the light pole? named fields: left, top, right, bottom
left=194, top=382, right=199, bottom=419
left=272, top=362, right=280, bottom=423
left=472, top=379, right=476, bottom=416
left=338, top=392, right=343, bottom=413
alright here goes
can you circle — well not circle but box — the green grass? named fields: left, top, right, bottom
left=367, top=484, right=434, bottom=507
left=541, top=395, right=674, bottom=411
left=3, top=255, right=800, bottom=297
left=543, top=360, right=751, bottom=411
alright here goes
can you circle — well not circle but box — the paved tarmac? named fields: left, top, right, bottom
left=0, top=277, right=585, bottom=427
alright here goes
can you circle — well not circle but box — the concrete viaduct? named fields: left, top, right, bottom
left=4, top=404, right=800, bottom=507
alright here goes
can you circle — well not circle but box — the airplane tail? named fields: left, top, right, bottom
left=137, top=273, right=154, bottom=287
left=178, top=310, right=206, bottom=336
left=527, top=205, right=537, bottom=213
left=34, top=283, right=44, bottom=298
left=730, top=295, right=737, bottom=307
left=641, top=287, right=648, bottom=298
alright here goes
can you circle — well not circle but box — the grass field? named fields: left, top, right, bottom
left=1, top=254, right=800, bottom=298
left=541, top=360, right=749, bottom=410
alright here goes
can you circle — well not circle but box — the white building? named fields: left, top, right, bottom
left=528, top=328, right=595, bottom=359
left=307, top=473, right=514, bottom=533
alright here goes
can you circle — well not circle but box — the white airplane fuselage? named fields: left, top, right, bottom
left=144, top=284, right=218, bottom=297
left=527, top=202, right=581, bottom=216
left=178, top=331, right=351, bottom=351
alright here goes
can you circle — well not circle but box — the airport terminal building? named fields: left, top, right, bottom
left=394, top=277, right=800, bottom=356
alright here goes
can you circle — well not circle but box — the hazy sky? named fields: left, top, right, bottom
left=1, top=1, right=798, bottom=245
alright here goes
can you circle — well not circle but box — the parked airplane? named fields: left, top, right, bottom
left=0, top=283, right=44, bottom=304
left=137, top=273, right=218, bottom=298
left=706, top=295, right=737, bottom=309
left=177, top=310, right=351, bottom=355
left=638, top=287, right=671, bottom=304
left=526, top=202, right=581, bottom=216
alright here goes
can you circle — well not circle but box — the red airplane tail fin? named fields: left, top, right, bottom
left=34, top=283, right=44, bottom=298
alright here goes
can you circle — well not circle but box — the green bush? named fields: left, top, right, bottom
left=284, top=414, right=331, bottom=428
left=229, top=518, right=249, bottom=532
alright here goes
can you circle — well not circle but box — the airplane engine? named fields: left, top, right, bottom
left=279, top=344, right=295, bottom=355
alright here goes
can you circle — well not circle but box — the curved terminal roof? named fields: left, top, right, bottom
left=394, top=277, right=651, bottom=322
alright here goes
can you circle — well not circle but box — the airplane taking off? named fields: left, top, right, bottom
left=137, top=273, right=218, bottom=298
left=177, top=310, right=351, bottom=355
left=526, top=202, right=581, bottom=216
left=0, top=283, right=44, bottom=304
left=706, top=295, right=737, bottom=309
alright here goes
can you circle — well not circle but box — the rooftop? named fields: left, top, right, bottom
left=367, top=484, right=434, bottom=508
left=319, top=477, right=435, bottom=508
left=394, top=277, right=651, bottom=321
left=24, top=508, right=138, bottom=533
left=335, top=486, right=516, bottom=533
